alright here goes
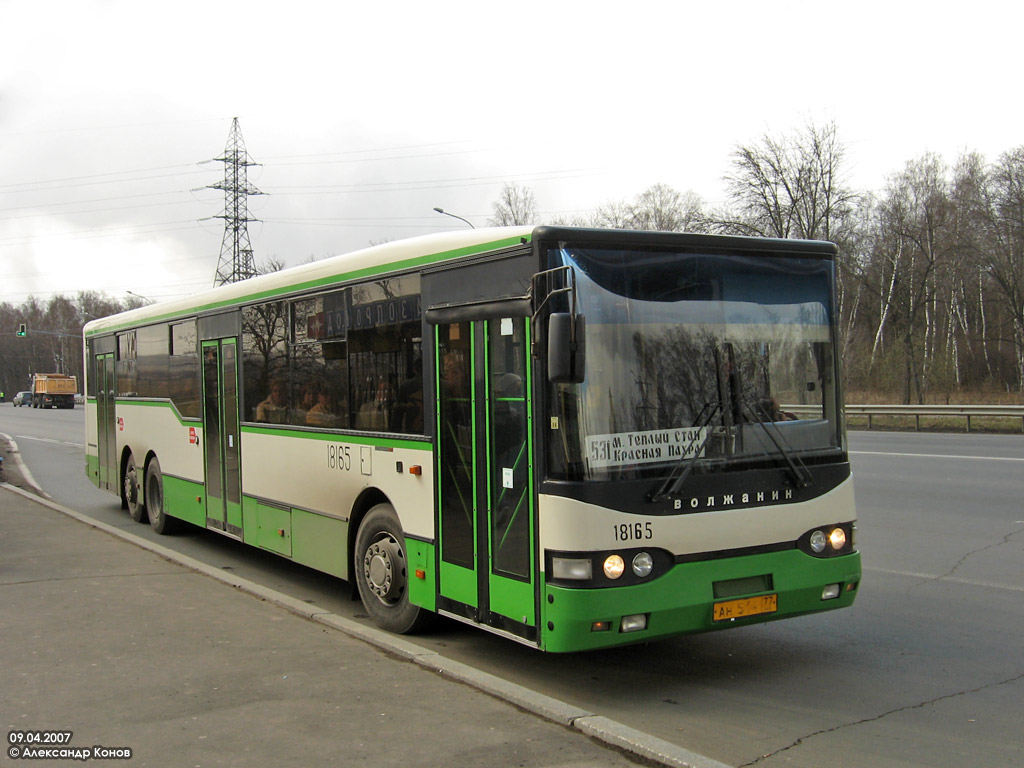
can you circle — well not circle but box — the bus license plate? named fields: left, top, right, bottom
left=713, top=594, right=778, bottom=621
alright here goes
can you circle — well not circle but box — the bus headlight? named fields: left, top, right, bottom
left=809, top=530, right=827, bottom=553
left=603, top=554, right=625, bottom=579
left=632, top=552, right=654, bottom=578
left=829, top=527, right=847, bottom=550
left=801, top=524, right=854, bottom=557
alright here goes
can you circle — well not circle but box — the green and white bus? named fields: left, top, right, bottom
left=84, top=226, right=860, bottom=652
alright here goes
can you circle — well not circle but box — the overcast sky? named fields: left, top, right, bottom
left=2, top=0, right=1020, bottom=306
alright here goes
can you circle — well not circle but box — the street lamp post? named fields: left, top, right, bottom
left=433, top=207, right=475, bottom=229
left=126, top=291, right=154, bottom=304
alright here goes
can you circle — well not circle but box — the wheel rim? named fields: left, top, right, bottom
left=124, top=463, right=139, bottom=507
left=147, top=472, right=162, bottom=522
left=362, top=533, right=405, bottom=605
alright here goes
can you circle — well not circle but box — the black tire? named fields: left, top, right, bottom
left=123, top=453, right=147, bottom=522
left=145, top=457, right=179, bottom=535
left=354, top=504, right=429, bottom=634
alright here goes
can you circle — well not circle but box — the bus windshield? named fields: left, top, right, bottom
left=545, top=245, right=843, bottom=483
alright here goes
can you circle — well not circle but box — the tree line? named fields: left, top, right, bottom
left=0, top=293, right=136, bottom=399
left=491, top=123, right=1024, bottom=402
left=4, top=124, right=1021, bottom=404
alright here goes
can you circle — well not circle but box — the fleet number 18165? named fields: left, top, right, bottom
left=613, top=521, right=653, bottom=542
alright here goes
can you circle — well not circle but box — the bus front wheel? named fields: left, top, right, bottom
left=354, top=504, right=428, bottom=634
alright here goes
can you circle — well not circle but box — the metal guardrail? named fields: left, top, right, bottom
left=847, top=403, right=1024, bottom=432
left=786, top=403, right=1024, bottom=432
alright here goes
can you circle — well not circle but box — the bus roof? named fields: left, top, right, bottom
left=83, top=225, right=837, bottom=337
left=83, top=226, right=534, bottom=336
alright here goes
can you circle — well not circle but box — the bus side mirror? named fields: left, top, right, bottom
left=547, top=313, right=585, bottom=383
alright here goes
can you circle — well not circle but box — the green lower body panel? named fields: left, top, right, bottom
left=406, top=538, right=436, bottom=612
left=255, top=502, right=292, bottom=556
left=292, top=509, right=347, bottom=579
left=240, top=496, right=348, bottom=578
left=163, top=476, right=206, bottom=527
left=541, top=550, right=861, bottom=652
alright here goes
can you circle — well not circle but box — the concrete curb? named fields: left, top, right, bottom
left=1, top=482, right=733, bottom=768
left=0, top=431, right=48, bottom=497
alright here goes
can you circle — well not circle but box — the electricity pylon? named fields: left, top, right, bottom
left=209, top=117, right=264, bottom=286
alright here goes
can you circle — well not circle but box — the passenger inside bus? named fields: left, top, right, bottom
left=255, top=379, right=288, bottom=424
left=394, top=359, right=424, bottom=433
left=307, top=388, right=341, bottom=428
left=355, top=376, right=395, bottom=430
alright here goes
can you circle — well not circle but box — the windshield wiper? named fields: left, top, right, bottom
left=648, top=399, right=814, bottom=503
left=648, top=402, right=721, bottom=502
left=738, top=398, right=814, bottom=488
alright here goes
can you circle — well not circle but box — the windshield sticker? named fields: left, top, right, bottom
left=586, top=427, right=707, bottom=468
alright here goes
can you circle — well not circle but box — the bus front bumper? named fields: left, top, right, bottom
left=540, top=549, right=861, bottom=652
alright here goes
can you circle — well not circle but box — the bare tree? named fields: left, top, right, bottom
left=258, top=256, right=287, bottom=275
left=569, top=184, right=706, bottom=232
left=871, top=154, right=957, bottom=403
left=628, top=184, right=706, bottom=232
left=718, top=121, right=857, bottom=241
left=590, top=199, right=633, bottom=229
left=488, top=183, right=538, bottom=226
left=983, top=147, right=1024, bottom=391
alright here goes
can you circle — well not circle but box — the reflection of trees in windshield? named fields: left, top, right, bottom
left=548, top=320, right=835, bottom=481
left=629, top=326, right=826, bottom=433
left=631, top=327, right=720, bottom=431
left=630, top=327, right=803, bottom=432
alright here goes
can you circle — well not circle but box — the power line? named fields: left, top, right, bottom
left=0, top=166, right=209, bottom=195
left=0, top=220, right=202, bottom=248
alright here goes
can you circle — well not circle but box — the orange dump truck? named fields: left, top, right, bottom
left=32, top=373, right=78, bottom=409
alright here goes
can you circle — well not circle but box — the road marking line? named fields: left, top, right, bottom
left=864, top=566, right=1024, bottom=593
left=851, top=450, right=1024, bottom=463
left=15, top=434, right=83, bottom=448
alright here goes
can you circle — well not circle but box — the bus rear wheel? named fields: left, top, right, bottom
left=354, top=504, right=428, bottom=634
left=145, top=457, right=179, bottom=535
left=123, top=453, right=147, bottom=523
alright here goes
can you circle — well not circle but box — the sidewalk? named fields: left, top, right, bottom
left=0, top=483, right=727, bottom=768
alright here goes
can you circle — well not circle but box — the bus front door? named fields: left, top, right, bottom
left=436, top=318, right=537, bottom=642
left=96, top=352, right=117, bottom=491
left=201, top=339, right=242, bottom=538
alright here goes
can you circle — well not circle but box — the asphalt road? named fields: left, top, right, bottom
left=3, top=406, right=1022, bottom=768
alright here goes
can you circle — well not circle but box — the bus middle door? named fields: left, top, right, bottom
left=436, top=318, right=537, bottom=642
left=95, top=352, right=117, bottom=491
left=201, top=338, right=242, bottom=538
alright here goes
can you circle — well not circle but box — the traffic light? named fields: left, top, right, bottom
left=17, top=323, right=27, bottom=337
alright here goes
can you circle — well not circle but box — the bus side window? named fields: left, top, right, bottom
left=242, top=301, right=288, bottom=423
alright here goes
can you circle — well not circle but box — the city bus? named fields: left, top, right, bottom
left=83, top=226, right=860, bottom=652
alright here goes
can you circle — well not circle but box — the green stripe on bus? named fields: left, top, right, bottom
left=113, top=398, right=198, bottom=426
left=240, top=424, right=433, bottom=450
